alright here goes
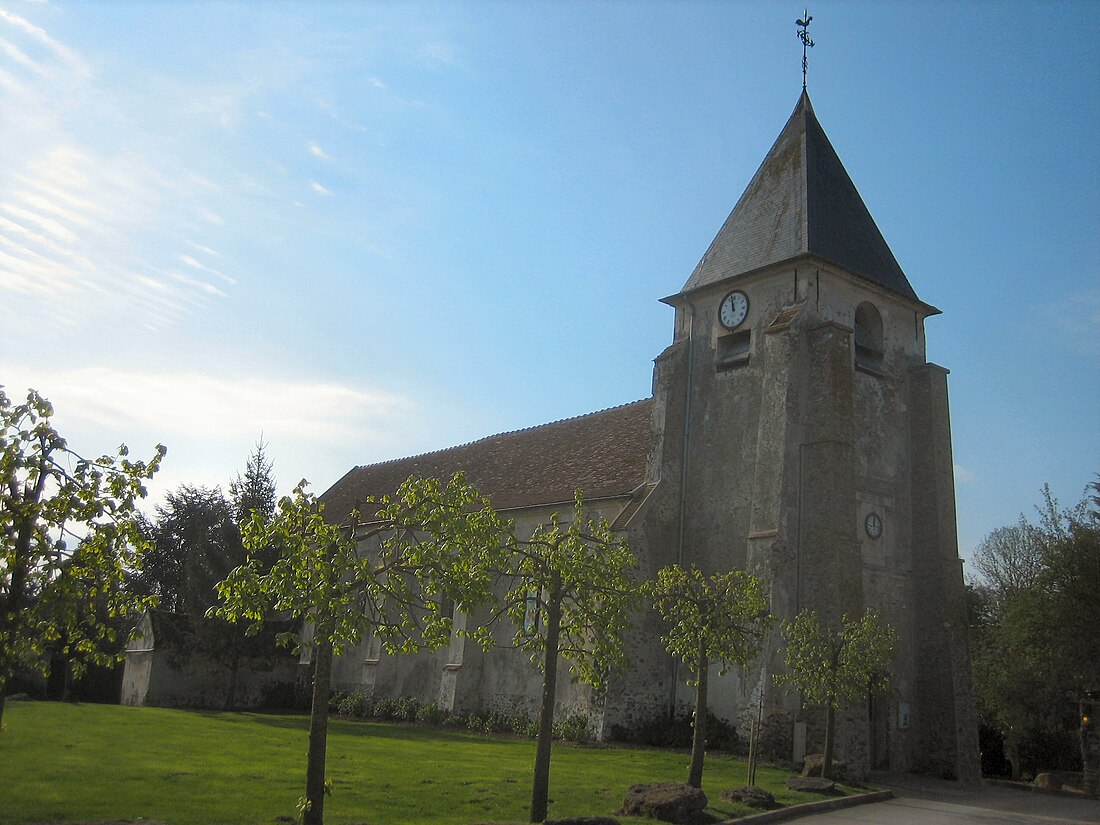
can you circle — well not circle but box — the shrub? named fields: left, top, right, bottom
left=373, top=697, right=399, bottom=720
left=442, top=712, right=468, bottom=728
left=335, top=691, right=371, bottom=719
left=467, top=712, right=488, bottom=732
left=554, top=714, right=590, bottom=743
left=328, top=692, right=586, bottom=742
left=610, top=710, right=739, bottom=752
left=329, top=691, right=346, bottom=714
left=416, top=701, right=447, bottom=726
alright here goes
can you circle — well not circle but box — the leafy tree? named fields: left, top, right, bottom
left=775, top=608, right=897, bottom=779
left=489, top=495, right=639, bottom=823
left=648, top=565, right=771, bottom=788
left=211, top=473, right=507, bottom=825
left=970, top=519, right=1046, bottom=618
left=131, top=485, right=244, bottom=616
left=964, top=581, right=996, bottom=628
left=972, top=479, right=1100, bottom=779
left=0, top=388, right=165, bottom=730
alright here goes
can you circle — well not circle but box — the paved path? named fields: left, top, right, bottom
left=784, top=774, right=1099, bottom=825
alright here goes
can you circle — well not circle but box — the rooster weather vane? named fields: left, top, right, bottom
left=796, top=10, right=815, bottom=91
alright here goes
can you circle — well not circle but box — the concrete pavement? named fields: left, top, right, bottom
left=766, top=773, right=1100, bottom=825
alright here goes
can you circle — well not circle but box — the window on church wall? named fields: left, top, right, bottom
left=439, top=593, right=455, bottom=623
left=854, top=302, right=885, bottom=376
left=716, top=330, right=751, bottom=370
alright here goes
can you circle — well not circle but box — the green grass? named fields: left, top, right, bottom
left=0, top=701, right=864, bottom=825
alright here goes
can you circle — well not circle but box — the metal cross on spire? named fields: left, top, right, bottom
left=796, top=10, right=815, bottom=91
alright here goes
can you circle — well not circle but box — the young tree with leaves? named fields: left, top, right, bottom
left=648, top=566, right=771, bottom=788
left=210, top=473, right=508, bottom=825
left=775, top=608, right=897, bottom=780
left=0, top=388, right=165, bottom=730
left=485, top=495, right=639, bottom=823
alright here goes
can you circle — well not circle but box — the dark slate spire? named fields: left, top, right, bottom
left=682, top=91, right=919, bottom=303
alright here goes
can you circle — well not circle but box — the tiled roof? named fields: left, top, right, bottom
left=320, top=399, right=654, bottom=523
left=682, top=91, right=919, bottom=303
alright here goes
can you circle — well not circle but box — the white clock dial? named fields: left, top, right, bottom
left=719, top=290, right=749, bottom=329
left=865, top=512, right=883, bottom=539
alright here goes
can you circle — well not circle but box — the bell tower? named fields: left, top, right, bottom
left=638, top=91, right=980, bottom=780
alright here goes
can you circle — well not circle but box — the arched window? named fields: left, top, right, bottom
left=854, top=302, right=885, bottom=375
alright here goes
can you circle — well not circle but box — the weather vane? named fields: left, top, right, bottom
left=796, top=10, right=814, bottom=91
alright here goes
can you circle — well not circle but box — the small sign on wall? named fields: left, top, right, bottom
left=899, top=702, right=911, bottom=730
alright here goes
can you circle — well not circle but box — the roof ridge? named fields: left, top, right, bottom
left=351, top=398, right=652, bottom=473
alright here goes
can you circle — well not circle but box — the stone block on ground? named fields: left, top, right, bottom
left=802, top=753, right=849, bottom=782
left=787, top=775, right=836, bottom=793
left=619, top=782, right=709, bottom=824
left=1034, top=771, right=1083, bottom=790
left=721, top=785, right=777, bottom=809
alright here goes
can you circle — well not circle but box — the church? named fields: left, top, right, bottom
left=319, top=89, right=981, bottom=782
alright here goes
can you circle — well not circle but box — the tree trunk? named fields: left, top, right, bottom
left=61, top=656, right=74, bottom=703
left=530, top=575, right=562, bottom=823
left=303, top=638, right=333, bottom=825
left=822, top=704, right=835, bottom=780
left=224, top=642, right=241, bottom=711
left=687, top=645, right=708, bottom=789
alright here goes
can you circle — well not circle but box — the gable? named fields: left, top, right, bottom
left=320, top=399, right=654, bottom=523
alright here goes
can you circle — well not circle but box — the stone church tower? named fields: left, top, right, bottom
left=311, top=90, right=980, bottom=783
left=611, top=90, right=981, bottom=780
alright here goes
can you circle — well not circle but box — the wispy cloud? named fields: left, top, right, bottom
left=1, top=365, right=416, bottom=444
left=310, top=181, right=333, bottom=196
left=955, top=464, right=977, bottom=484
left=187, top=241, right=221, bottom=258
left=1044, top=289, right=1100, bottom=355
left=180, top=254, right=236, bottom=286
left=0, top=364, right=430, bottom=505
left=420, top=41, right=460, bottom=68
left=0, top=10, right=244, bottom=333
left=0, top=8, right=92, bottom=81
left=308, top=141, right=331, bottom=160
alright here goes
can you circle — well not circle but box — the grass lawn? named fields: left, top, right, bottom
left=0, top=701, right=864, bottom=825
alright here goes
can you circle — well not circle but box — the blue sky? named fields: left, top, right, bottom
left=1, top=1, right=1097, bottom=567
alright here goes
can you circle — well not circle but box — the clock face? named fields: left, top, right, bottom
left=719, top=290, right=749, bottom=329
left=865, top=512, right=883, bottom=540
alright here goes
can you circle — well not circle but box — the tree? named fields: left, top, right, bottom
left=0, top=388, right=165, bottom=730
left=230, top=439, right=277, bottom=525
left=971, top=479, right=1100, bottom=780
left=970, top=519, right=1046, bottom=618
left=489, top=495, right=639, bottom=823
left=131, top=485, right=244, bottom=616
left=648, top=565, right=771, bottom=788
left=775, top=608, right=897, bottom=780
left=210, top=473, right=508, bottom=825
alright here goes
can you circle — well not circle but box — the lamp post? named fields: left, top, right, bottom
left=1081, top=689, right=1098, bottom=797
